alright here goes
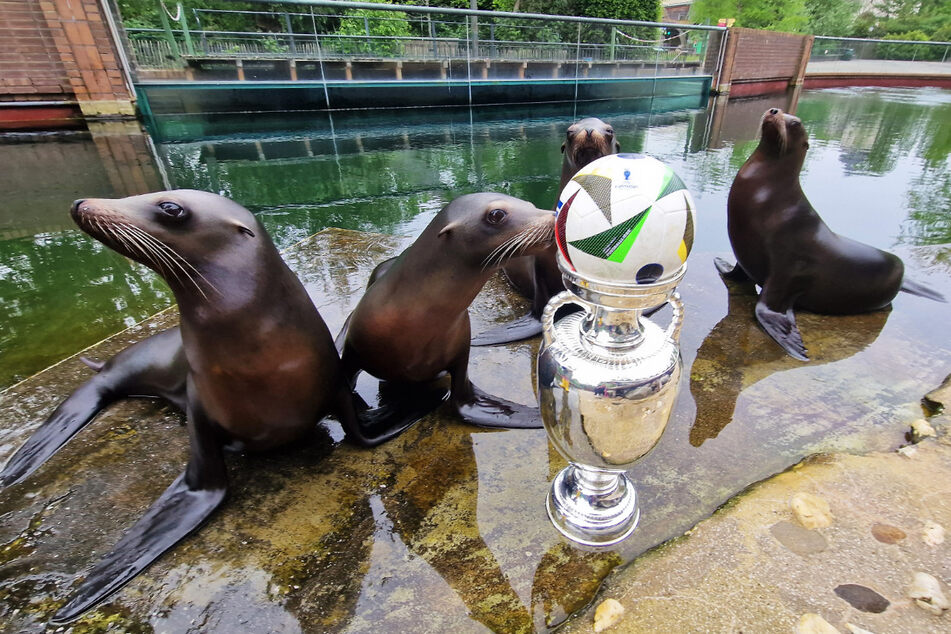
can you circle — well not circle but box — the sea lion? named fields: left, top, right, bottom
left=340, top=193, right=554, bottom=429
left=472, top=117, right=619, bottom=345
left=0, top=190, right=384, bottom=623
left=717, top=108, right=945, bottom=360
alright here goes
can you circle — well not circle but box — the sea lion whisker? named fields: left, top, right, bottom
left=119, top=223, right=205, bottom=299
left=123, top=224, right=216, bottom=298
left=482, top=233, right=522, bottom=269
left=116, top=224, right=187, bottom=289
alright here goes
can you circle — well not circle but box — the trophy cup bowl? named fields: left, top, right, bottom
left=537, top=259, right=685, bottom=546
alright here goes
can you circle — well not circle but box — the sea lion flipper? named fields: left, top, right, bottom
left=455, top=383, right=542, bottom=429
left=471, top=313, right=543, bottom=346
left=754, top=299, right=808, bottom=361
left=0, top=380, right=114, bottom=487
left=714, top=257, right=753, bottom=283
left=900, top=278, right=947, bottom=303
left=52, top=409, right=227, bottom=623
left=337, top=380, right=448, bottom=447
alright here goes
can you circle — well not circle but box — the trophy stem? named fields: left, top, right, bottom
left=546, top=463, right=640, bottom=547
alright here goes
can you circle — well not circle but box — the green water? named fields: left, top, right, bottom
left=0, top=86, right=949, bottom=390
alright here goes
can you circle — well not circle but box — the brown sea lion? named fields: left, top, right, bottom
left=717, top=108, right=945, bottom=360
left=340, top=193, right=555, bottom=429
left=472, top=117, right=619, bottom=346
left=0, top=190, right=384, bottom=623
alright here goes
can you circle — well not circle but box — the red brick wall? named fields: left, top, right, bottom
left=0, top=0, right=133, bottom=116
left=717, top=27, right=814, bottom=97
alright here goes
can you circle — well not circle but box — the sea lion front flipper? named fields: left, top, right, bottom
left=1, top=330, right=187, bottom=487
left=471, top=313, right=543, bottom=346
left=454, top=382, right=542, bottom=429
left=714, top=257, right=753, bottom=283
left=754, top=299, right=808, bottom=361
left=337, top=379, right=448, bottom=447
left=51, top=403, right=227, bottom=623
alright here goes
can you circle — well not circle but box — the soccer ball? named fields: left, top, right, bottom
left=555, top=153, right=695, bottom=284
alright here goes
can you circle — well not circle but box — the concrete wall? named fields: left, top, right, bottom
left=716, top=27, right=813, bottom=98
left=0, top=0, right=133, bottom=120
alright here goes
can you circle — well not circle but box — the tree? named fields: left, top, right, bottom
left=804, top=0, right=860, bottom=37
left=690, top=0, right=809, bottom=33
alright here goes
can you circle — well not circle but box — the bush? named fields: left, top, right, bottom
left=877, top=30, right=944, bottom=61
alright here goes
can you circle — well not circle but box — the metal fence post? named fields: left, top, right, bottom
left=179, top=3, right=195, bottom=56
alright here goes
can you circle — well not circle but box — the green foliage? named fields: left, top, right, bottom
left=804, top=0, right=859, bottom=37
left=573, top=0, right=661, bottom=23
left=878, top=30, right=944, bottom=60
left=690, top=0, right=809, bottom=33
left=853, top=0, right=951, bottom=38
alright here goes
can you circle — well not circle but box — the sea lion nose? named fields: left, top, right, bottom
left=71, top=199, right=86, bottom=214
left=768, top=108, right=780, bottom=115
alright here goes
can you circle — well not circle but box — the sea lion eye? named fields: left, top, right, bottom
left=486, top=208, right=507, bottom=225
left=158, top=201, right=186, bottom=219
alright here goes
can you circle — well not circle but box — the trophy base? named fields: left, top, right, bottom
left=546, top=463, right=640, bottom=547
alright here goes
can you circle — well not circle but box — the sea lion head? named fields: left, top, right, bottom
left=759, top=108, right=809, bottom=160
left=432, top=193, right=555, bottom=269
left=562, top=117, right=620, bottom=171
left=70, top=190, right=265, bottom=299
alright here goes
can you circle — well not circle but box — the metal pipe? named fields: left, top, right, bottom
left=101, top=0, right=137, bottom=95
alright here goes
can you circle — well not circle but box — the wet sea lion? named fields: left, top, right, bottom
left=340, top=193, right=554, bottom=429
left=717, top=108, right=945, bottom=361
left=472, top=117, right=619, bottom=346
left=0, top=190, right=383, bottom=623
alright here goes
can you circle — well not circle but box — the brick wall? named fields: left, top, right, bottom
left=0, top=0, right=134, bottom=117
left=716, top=27, right=814, bottom=98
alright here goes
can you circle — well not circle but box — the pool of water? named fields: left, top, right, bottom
left=0, top=87, right=949, bottom=630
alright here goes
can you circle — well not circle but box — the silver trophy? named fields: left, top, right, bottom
left=537, top=258, right=685, bottom=546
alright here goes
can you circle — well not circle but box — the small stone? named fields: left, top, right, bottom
left=922, top=520, right=945, bottom=546
left=593, top=598, right=624, bottom=632
left=791, top=492, right=834, bottom=529
left=907, top=571, right=950, bottom=615
left=834, top=584, right=890, bottom=613
left=897, top=445, right=918, bottom=458
left=870, top=523, right=906, bottom=544
left=922, top=373, right=951, bottom=415
left=796, top=613, right=840, bottom=634
left=845, top=624, right=874, bottom=634
left=909, top=419, right=937, bottom=442
left=770, top=521, right=828, bottom=555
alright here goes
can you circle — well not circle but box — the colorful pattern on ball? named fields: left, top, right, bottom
left=555, top=154, right=697, bottom=284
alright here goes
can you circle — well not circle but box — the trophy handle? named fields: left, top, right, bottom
left=665, top=291, right=684, bottom=344
left=542, top=291, right=580, bottom=347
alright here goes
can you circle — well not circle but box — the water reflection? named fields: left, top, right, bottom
left=688, top=274, right=889, bottom=447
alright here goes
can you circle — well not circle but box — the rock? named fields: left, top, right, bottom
left=907, top=571, right=950, bottom=615
left=922, top=520, right=945, bottom=546
left=844, top=624, right=874, bottom=634
left=833, top=584, right=890, bottom=613
left=870, top=523, right=906, bottom=544
left=593, top=598, right=624, bottom=632
left=770, top=521, right=828, bottom=555
left=909, top=419, right=937, bottom=443
left=897, top=445, right=918, bottom=458
left=796, top=613, right=840, bottom=634
left=791, top=492, right=834, bottom=529
left=922, top=373, right=951, bottom=415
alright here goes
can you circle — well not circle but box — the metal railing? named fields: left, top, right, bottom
left=811, top=35, right=951, bottom=64
left=124, top=0, right=726, bottom=81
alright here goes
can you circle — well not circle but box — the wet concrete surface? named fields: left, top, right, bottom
left=1, top=229, right=949, bottom=632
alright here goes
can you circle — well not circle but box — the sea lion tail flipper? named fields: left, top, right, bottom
left=471, top=313, right=543, bottom=346
left=455, top=383, right=543, bottom=429
left=334, top=312, right=354, bottom=354
left=0, top=380, right=115, bottom=487
left=900, top=278, right=946, bottom=303
left=754, top=300, right=809, bottom=362
left=340, top=381, right=449, bottom=447
left=79, top=356, right=105, bottom=372
left=51, top=414, right=227, bottom=624
left=714, top=257, right=753, bottom=283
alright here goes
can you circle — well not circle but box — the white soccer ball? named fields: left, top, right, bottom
left=555, top=153, right=696, bottom=284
